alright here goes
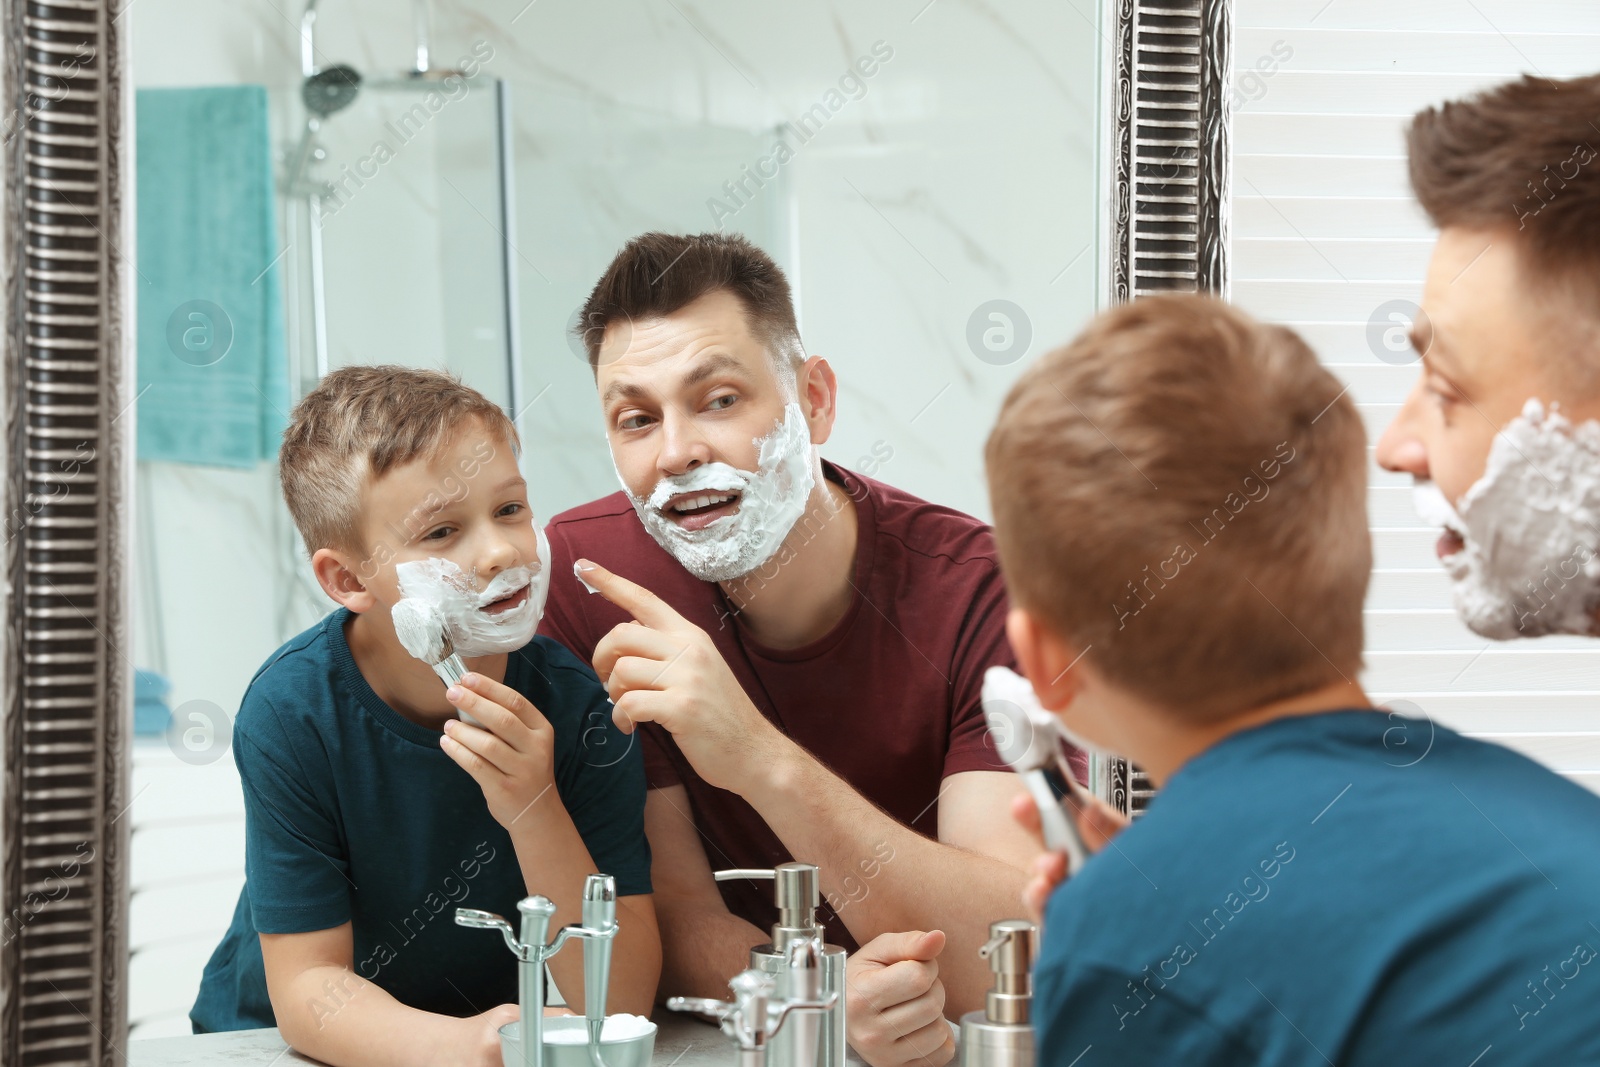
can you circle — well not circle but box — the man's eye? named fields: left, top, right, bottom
left=618, top=414, right=654, bottom=431
left=707, top=394, right=737, bottom=411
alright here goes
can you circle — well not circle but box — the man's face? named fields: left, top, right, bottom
left=1376, top=226, right=1600, bottom=526
left=597, top=289, right=822, bottom=529
left=354, top=421, right=542, bottom=615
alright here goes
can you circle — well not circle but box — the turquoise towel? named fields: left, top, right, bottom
left=135, top=86, right=288, bottom=468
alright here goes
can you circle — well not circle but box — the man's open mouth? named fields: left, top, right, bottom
left=1436, top=529, right=1466, bottom=560
left=661, top=490, right=741, bottom=532
left=481, top=584, right=530, bottom=614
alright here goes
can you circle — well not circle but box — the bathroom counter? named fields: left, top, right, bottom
left=128, top=1015, right=872, bottom=1067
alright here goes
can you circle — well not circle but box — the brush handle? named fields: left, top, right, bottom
left=430, top=655, right=483, bottom=726
left=1024, top=770, right=1088, bottom=875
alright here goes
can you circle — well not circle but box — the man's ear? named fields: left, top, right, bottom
left=1006, top=606, right=1083, bottom=712
left=798, top=355, right=838, bottom=446
left=312, top=548, right=378, bottom=613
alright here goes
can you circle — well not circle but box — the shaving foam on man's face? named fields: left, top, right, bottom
left=622, top=402, right=817, bottom=582
left=1412, top=400, right=1600, bottom=639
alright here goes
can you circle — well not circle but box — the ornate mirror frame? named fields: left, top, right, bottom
left=1094, top=0, right=1232, bottom=818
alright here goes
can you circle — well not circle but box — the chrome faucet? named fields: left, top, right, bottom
left=456, top=874, right=620, bottom=1067
left=666, top=937, right=839, bottom=1067
left=713, top=863, right=848, bottom=1067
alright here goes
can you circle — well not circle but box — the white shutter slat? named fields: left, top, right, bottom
left=1232, top=4, right=1600, bottom=789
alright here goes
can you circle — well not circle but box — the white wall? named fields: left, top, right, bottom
left=1230, top=0, right=1600, bottom=790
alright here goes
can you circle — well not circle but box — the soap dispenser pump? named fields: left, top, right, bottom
left=958, top=920, right=1038, bottom=1067
left=715, top=863, right=847, bottom=1067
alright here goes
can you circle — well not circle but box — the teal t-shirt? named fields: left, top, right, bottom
left=190, top=608, right=651, bottom=1032
left=1035, top=709, right=1600, bottom=1064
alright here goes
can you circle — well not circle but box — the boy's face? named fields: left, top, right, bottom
left=350, top=420, right=541, bottom=619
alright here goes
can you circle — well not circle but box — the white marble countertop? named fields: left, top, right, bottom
left=128, top=1015, right=871, bottom=1067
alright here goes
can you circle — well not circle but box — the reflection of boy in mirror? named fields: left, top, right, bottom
left=1377, top=73, right=1600, bottom=639
left=538, top=233, right=1084, bottom=1067
left=990, top=294, right=1600, bottom=1063
left=189, top=367, right=660, bottom=1067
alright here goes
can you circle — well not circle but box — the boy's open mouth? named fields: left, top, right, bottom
left=481, top=583, right=530, bottom=615
left=660, top=489, right=741, bottom=532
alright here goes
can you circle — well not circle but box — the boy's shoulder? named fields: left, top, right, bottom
left=235, top=611, right=347, bottom=731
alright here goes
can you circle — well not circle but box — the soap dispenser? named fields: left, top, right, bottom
left=715, top=863, right=847, bottom=1067
left=958, top=920, right=1037, bottom=1067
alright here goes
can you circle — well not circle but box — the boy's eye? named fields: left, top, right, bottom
left=423, top=526, right=454, bottom=542
left=497, top=502, right=524, bottom=518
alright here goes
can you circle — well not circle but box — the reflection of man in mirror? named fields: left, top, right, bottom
left=1378, top=73, right=1600, bottom=640
left=538, top=232, right=1085, bottom=1067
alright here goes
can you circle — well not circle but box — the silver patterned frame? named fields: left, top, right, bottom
left=1, top=0, right=132, bottom=1064
left=0, top=0, right=1230, bottom=1054
left=1095, top=0, right=1232, bottom=816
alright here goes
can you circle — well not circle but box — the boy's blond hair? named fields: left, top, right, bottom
left=279, top=365, right=518, bottom=557
left=985, top=294, right=1370, bottom=722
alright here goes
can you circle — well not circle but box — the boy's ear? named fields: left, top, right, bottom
left=312, top=548, right=378, bottom=613
left=1006, top=606, right=1084, bottom=712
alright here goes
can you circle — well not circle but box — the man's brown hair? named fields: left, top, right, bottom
left=279, top=365, right=518, bottom=556
left=1408, top=73, right=1600, bottom=382
left=985, top=294, right=1370, bottom=722
left=577, top=232, right=804, bottom=381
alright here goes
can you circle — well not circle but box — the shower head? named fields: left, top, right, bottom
left=302, top=64, right=362, bottom=117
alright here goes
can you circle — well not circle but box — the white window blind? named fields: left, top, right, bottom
left=1230, top=0, right=1600, bottom=791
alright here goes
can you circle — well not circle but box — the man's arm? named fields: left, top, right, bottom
left=644, top=785, right=770, bottom=1000
left=576, top=561, right=1039, bottom=1017
left=263, top=924, right=514, bottom=1067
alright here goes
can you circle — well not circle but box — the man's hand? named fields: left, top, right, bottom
left=1010, top=790, right=1129, bottom=923
left=440, top=673, right=558, bottom=830
left=578, top=559, right=793, bottom=796
left=845, top=930, right=956, bottom=1067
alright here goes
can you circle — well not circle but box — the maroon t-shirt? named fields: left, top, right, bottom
left=538, top=460, right=1085, bottom=950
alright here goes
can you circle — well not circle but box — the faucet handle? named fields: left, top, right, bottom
left=714, top=868, right=778, bottom=881
left=666, top=996, right=736, bottom=1018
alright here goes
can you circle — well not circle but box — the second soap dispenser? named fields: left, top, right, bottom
left=958, top=920, right=1038, bottom=1067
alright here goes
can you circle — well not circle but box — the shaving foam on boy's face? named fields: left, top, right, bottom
left=1413, top=400, right=1600, bottom=639
left=394, top=523, right=551, bottom=656
left=621, top=402, right=817, bottom=583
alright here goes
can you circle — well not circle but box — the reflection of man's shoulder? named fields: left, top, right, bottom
left=857, top=472, right=1000, bottom=571
left=547, top=490, right=636, bottom=529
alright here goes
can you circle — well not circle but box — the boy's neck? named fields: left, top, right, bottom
left=718, top=475, right=859, bottom=650
left=344, top=610, right=508, bottom=731
left=1120, top=678, right=1372, bottom=788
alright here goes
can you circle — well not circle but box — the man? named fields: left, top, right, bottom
left=537, top=232, right=1084, bottom=1067
left=1376, top=73, right=1600, bottom=637
left=992, top=292, right=1600, bottom=1063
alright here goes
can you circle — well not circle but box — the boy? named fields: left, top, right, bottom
left=190, top=367, right=660, bottom=1067
left=987, top=295, right=1600, bottom=1062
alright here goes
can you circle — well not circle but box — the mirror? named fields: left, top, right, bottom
left=121, top=0, right=1104, bottom=1038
